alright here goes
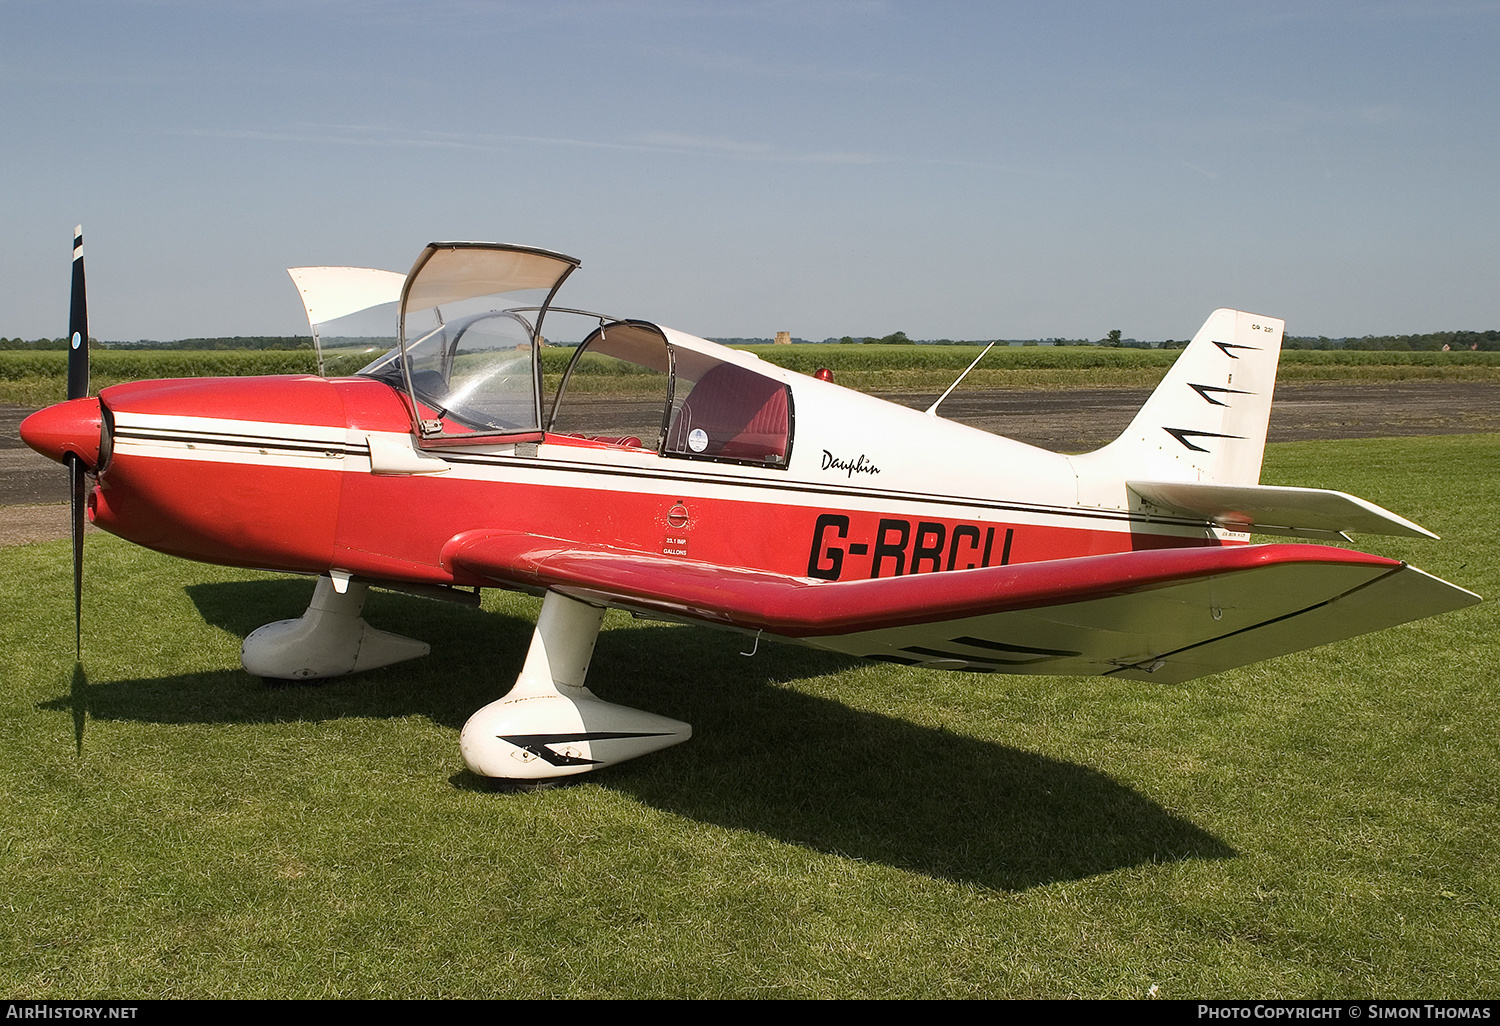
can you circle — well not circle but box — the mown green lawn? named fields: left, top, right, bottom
left=0, top=435, right=1494, bottom=998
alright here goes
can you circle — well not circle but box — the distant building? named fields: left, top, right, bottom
left=774, top=331, right=791, bottom=345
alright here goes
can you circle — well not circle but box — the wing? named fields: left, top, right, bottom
left=441, top=533, right=1480, bottom=684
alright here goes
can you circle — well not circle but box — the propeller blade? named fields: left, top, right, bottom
left=66, top=226, right=90, bottom=659
left=70, top=454, right=85, bottom=659
left=68, top=226, right=88, bottom=401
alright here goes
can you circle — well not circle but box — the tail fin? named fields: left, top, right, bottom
left=1083, top=309, right=1284, bottom=486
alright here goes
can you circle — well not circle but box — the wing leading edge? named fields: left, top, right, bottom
left=441, top=532, right=1480, bottom=684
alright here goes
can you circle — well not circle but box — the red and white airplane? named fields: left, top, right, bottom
left=23, top=233, right=1480, bottom=785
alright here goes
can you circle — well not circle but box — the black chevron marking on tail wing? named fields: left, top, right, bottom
left=1211, top=340, right=1260, bottom=359
left=1165, top=427, right=1244, bottom=452
left=1187, top=382, right=1253, bottom=406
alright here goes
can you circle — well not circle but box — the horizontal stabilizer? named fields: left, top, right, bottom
left=1128, top=480, right=1437, bottom=539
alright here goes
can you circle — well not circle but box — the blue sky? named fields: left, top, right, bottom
left=3, top=0, right=1498, bottom=342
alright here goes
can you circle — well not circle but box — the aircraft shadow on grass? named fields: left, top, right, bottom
left=41, top=577, right=1235, bottom=891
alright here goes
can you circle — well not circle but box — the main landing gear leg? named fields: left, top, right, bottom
left=240, top=573, right=431, bottom=679
left=460, top=590, right=692, bottom=783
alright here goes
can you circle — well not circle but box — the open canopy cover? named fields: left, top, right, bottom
left=400, top=242, right=580, bottom=319
left=287, top=266, right=407, bottom=326
left=387, top=242, right=582, bottom=444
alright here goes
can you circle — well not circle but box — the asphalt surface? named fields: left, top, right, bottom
left=4, top=381, right=1497, bottom=544
left=878, top=381, right=1500, bottom=452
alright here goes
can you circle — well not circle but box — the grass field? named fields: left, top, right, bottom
left=0, top=435, right=1494, bottom=998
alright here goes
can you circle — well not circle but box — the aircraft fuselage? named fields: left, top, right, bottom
left=31, top=369, right=1228, bottom=597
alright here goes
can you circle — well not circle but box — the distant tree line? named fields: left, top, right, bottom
left=1284, top=330, right=1498, bottom=352
left=3, top=329, right=1496, bottom=351
left=819, top=333, right=1185, bottom=348
left=111, top=336, right=315, bottom=350
left=0, top=337, right=80, bottom=350
left=815, top=328, right=1497, bottom=351
left=0, top=336, right=313, bottom=350
left=708, top=336, right=815, bottom=346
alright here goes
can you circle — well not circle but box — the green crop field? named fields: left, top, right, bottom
left=3, top=347, right=1498, bottom=407
left=0, top=434, right=1494, bottom=998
